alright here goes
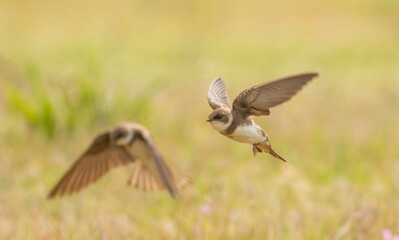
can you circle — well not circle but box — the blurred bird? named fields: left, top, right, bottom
left=207, top=73, right=318, bottom=162
left=48, top=123, right=190, bottom=199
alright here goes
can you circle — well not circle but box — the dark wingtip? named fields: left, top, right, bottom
left=210, top=77, right=222, bottom=85
left=166, top=186, right=179, bottom=199
left=47, top=192, right=56, bottom=200
left=294, top=72, right=319, bottom=79
left=47, top=188, right=64, bottom=199
left=170, top=191, right=178, bottom=199
left=308, top=72, right=319, bottom=78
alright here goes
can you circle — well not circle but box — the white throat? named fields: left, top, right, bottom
left=210, top=115, right=233, bottom=132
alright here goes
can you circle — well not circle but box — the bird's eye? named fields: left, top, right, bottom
left=214, top=114, right=223, bottom=120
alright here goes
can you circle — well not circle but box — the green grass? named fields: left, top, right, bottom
left=0, top=0, right=399, bottom=239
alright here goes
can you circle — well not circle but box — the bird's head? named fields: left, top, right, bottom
left=206, top=108, right=232, bottom=132
left=110, top=126, right=134, bottom=146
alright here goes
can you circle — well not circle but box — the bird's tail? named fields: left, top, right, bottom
left=269, top=148, right=286, bottom=162
left=255, top=143, right=287, bottom=162
left=127, top=161, right=191, bottom=197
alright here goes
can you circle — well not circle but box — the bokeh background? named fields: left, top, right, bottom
left=0, top=0, right=398, bottom=239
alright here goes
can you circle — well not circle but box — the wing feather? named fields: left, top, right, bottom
left=128, top=163, right=140, bottom=186
left=48, top=133, right=134, bottom=199
left=132, top=131, right=178, bottom=197
left=139, top=169, right=146, bottom=190
left=233, top=73, right=318, bottom=117
left=207, top=77, right=231, bottom=110
left=151, top=176, right=158, bottom=191
left=145, top=171, right=150, bottom=190
left=127, top=159, right=190, bottom=193
left=125, top=127, right=190, bottom=197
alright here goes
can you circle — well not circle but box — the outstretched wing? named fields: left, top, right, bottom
left=232, top=73, right=318, bottom=117
left=126, top=129, right=190, bottom=198
left=48, top=132, right=134, bottom=198
left=207, top=77, right=231, bottom=110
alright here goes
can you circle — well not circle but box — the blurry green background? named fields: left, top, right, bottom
left=0, top=0, right=398, bottom=239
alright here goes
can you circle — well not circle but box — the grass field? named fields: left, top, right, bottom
left=1, top=0, right=399, bottom=239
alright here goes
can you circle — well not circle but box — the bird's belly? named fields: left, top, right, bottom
left=228, top=125, right=266, bottom=144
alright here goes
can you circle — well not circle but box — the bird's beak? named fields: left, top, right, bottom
left=206, top=119, right=213, bottom=122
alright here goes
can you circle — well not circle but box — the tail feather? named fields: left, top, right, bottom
left=127, top=161, right=191, bottom=195
left=269, top=148, right=286, bottom=162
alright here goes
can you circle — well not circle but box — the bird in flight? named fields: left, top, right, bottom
left=48, top=123, right=190, bottom=199
left=207, top=73, right=318, bottom=162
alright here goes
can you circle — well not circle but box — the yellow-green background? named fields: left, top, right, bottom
left=0, top=0, right=398, bottom=239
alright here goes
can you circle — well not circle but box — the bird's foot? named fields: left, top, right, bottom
left=252, top=144, right=258, bottom=156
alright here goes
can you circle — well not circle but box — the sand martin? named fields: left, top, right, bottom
left=207, top=73, right=318, bottom=161
left=48, top=123, right=190, bottom=198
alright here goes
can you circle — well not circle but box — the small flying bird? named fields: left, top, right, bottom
left=207, top=73, right=318, bottom=162
left=48, top=123, right=190, bottom=199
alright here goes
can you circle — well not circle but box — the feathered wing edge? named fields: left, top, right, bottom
left=48, top=133, right=134, bottom=199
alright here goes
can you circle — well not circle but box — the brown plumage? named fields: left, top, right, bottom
left=48, top=123, right=190, bottom=199
left=232, top=73, right=318, bottom=117
left=207, top=73, right=318, bottom=161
